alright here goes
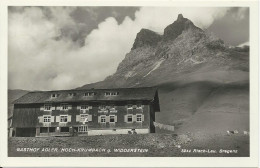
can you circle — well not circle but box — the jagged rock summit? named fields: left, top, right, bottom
left=131, top=28, right=162, bottom=50
left=80, top=14, right=248, bottom=90
left=163, top=14, right=201, bottom=41
left=132, top=14, right=203, bottom=50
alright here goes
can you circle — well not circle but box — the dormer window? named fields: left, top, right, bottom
left=84, top=92, right=96, bottom=97
left=105, top=92, right=119, bottom=96
left=51, top=94, right=58, bottom=98
left=68, top=93, right=76, bottom=97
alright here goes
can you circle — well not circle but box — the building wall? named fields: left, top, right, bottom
left=12, top=101, right=156, bottom=136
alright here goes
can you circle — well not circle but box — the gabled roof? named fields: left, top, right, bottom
left=13, top=87, right=159, bottom=104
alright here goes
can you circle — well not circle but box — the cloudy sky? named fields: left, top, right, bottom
left=8, top=7, right=249, bottom=91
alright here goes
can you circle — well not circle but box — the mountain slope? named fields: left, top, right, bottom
left=79, top=14, right=249, bottom=134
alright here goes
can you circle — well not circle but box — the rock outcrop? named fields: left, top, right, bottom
left=163, top=14, right=201, bottom=41
left=131, top=28, right=162, bottom=50
left=79, top=14, right=248, bottom=89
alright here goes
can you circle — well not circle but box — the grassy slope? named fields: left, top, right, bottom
left=155, top=80, right=249, bottom=134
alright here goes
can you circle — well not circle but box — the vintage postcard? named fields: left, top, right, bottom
left=0, top=0, right=258, bottom=167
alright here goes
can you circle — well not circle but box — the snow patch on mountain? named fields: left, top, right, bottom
left=144, top=58, right=165, bottom=77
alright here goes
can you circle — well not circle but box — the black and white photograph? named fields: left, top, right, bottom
left=0, top=0, right=259, bottom=166
left=7, top=6, right=251, bottom=157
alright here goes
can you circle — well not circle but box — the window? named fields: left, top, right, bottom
left=127, top=115, right=133, bottom=122
left=60, top=127, right=69, bottom=132
left=110, top=105, right=117, bottom=112
left=100, top=116, right=106, bottom=123
left=111, top=92, right=119, bottom=96
left=60, top=115, right=68, bottom=123
left=137, top=104, right=142, bottom=108
left=110, top=115, right=115, bottom=123
left=105, top=92, right=119, bottom=96
left=61, top=104, right=68, bottom=110
left=44, top=104, right=52, bottom=111
left=127, top=104, right=133, bottom=109
left=99, top=105, right=106, bottom=110
left=43, top=116, right=51, bottom=123
left=78, top=125, right=88, bottom=132
left=136, top=114, right=142, bottom=122
left=51, top=94, right=58, bottom=98
left=81, top=105, right=89, bottom=110
left=68, top=93, right=76, bottom=97
left=84, top=92, right=95, bottom=96
left=80, top=114, right=88, bottom=122
left=69, top=93, right=76, bottom=97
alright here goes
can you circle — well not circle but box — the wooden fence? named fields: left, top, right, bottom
left=154, top=122, right=174, bottom=132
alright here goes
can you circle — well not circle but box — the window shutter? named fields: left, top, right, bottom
left=38, top=116, right=43, bottom=123
left=106, top=116, right=110, bottom=123
left=40, top=106, right=44, bottom=111
left=142, top=114, right=144, bottom=121
left=68, top=115, right=71, bottom=122
left=77, top=106, right=81, bottom=110
left=124, top=115, right=127, bottom=122
left=98, top=116, right=101, bottom=123
left=51, top=116, right=55, bottom=122
left=88, top=115, right=92, bottom=121
left=76, top=115, right=80, bottom=122
left=115, top=115, right=117, bottom=122
left=56, top=116, right=60, bottom=123
left=51, top=106, right=55, bottom=111
left=68, top=105, right=72, bottom=110
left=133, top=115, right=137, bottom=122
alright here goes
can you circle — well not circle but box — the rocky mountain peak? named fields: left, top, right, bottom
left=177, top=14, right=184, bottom=20
left=131, top=28, right=162, bottom=50
left=163, top=14, right=200, bottom=41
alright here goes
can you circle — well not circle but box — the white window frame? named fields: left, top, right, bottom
left=105, top=92, right=119, bottom=96
left=110, top=105, right=117, bottom=113
left=44, top=104, right=52, bottom=111
left=84, top=92, right=95, bottom=97
left=60, top=115, right=68, bottom=123
left=68, top=93, right=76, bottom=97
left=137, top=104, right=143, bottom=109
left=81, top=105, right=89, bottom=110
left=127, top=104, right=133, bottom=109
left=78, top=125, right=88, bottom=132
left=80, top=114, right=88, bottom=122
left=51, top=94, right=58, bottom=98
left=136, top=114, right=142, bottom=122
left=127, top=114, right=133, bottom=123
left=100, top=115, right=106, bottom=123
left=43, top=115, right=51, bottom=123
left=61, top=104, right=69, bottom=111
left=109, top=115, right=115, bottom=123
left=99, top=105, right=107, bottom=110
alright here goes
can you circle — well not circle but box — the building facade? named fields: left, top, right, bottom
left=11, top=87, right=160, bottom=137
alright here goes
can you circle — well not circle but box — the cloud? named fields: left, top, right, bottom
left=8, top=7, right=244, bottom=90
